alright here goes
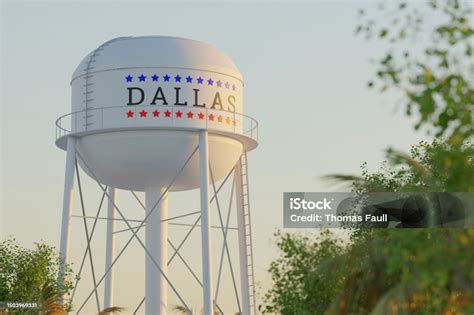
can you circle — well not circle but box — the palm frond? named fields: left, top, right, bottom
left=387, top=150, right=432, bottom=179
left=322, top=174, right=364, bottom=185
left=172, top=305, right=192, bottom=314
left=322, top=174, right=389, bottom=192
left=369, top=282, right=413, bottom=315
left=98, top=306, right=125, bottom=314
left=41, top=283, right=67, bottom=315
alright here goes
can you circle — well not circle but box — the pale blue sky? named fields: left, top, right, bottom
left=1, top=1, right=429, bottom=313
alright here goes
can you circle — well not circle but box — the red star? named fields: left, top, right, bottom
left=139, top=110, right=147, bottom=117
left=164, top=110, right=171, bottom=118
left=187, top=111, right=194, bottom=119
left=198, top=112, right=205, bottom=120
left=209, top=114, right=215, bottom=121
left=152, top=110, right=160, bottom=117
left=176, top=111, right=183, bottom=118
left=225, top=117, right=231, bottom=124
left=217, top=115, right=223, bottom=123
left=126, top=110, right=134, bottom=118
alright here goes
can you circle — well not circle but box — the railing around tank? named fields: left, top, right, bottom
left=55, top=105, right=258, bottom=142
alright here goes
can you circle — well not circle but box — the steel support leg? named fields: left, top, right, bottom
left=145, top=187, right=168, bottom=315
left=199, top=130, right=214, bottom=315
left=58, top=137, right=76, bottom=299
left=104, top=187, right=117, bottom=309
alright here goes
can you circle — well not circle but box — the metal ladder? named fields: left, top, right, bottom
left=239, top=153, right=257, bottom=314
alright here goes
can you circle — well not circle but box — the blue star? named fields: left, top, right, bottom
left=138, top=74, right=146, bottom=82
left=174, top=75, right=182, bottom=82
left=151, top=74, right=159, bottom=81
left=232, top=84, right=236, bottom=91
left=197, top=76, right=204, bottom=84
left=207, top=78, right=214, bottom=86
left=225, top=82, right=230, bottom=89
left=164, top=74, right=170, bottom=82
left=186, top=75, right=193, bottom=83
left=126, top=75, right=133, bottom=82
left=216, top=80, right=222, bottom=87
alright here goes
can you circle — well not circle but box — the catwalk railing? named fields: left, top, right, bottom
left=55, top=105, right=258, bottom=142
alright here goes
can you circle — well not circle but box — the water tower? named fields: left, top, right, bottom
left=55, top=36, right=258, bottom=314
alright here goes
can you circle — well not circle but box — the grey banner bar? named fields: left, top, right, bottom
left=283, top=192, right=474, bottom=228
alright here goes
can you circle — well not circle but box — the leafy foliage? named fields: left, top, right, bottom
left=339, top=228, right=474, bottom=315
left=260, top=230, right=344, bottom=314
left=262, top=228, right=474, bottom=314
left=350, top=139, right=474, bottom=193
left=261, top=59, right=474, bottom=315
left=357, top=0, right=473, bottom=142
left=262, top=1, right=474, bottom=314
left=0, top=238, right=76, bottom=313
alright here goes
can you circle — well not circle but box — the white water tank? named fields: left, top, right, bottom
left=55, top=36, right=258, bottom=191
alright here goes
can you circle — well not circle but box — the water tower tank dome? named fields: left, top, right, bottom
left=72, top=36, right=243, bottom=83
left=57, top=35, right=258, bottom=191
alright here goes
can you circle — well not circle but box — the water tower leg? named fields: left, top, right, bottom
left=199, top=130, right=214, bottom=315
left=235, top=158, right=251, bottom=314
left=104, top=187, right=117, bottom=309
left=58, top=137, right=76, bottom=298
left=145, top=187, right=168, bottom=315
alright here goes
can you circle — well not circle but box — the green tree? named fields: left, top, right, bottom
left=341, top=139, right=474, bottom=193
left=262, top=141, right=474, bottom=314
left=357, top=0, right=473, bottom=144
left=262, top=1, right=474, bottom=314
left=329, top=228, right=474, bottom=315
left=0, top=237, right=75, bottom=314
left=260, top=230, right=345, bottom=314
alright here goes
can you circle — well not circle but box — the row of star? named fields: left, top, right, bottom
left=125, top=74, right=237, bottom=91
left=126, top=110, right=238, bottom=125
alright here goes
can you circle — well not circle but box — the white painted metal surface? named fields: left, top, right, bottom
left=72, top=130, right=244, bottom=192
left=238, top=154, right=257, bottom=314
left=72, top=36, right=242, bottom=82
left=104, top=187, right=117, bottom=309
left=58, top=136, right=76, bottom=295
left=235, top=160, right=250, bottom=314
left=145, top=187, right=168, bottom=314
left=57, top=36, right=259, bottom=315
left=199, top=130, right=214, bottom=315
left=59, top=36, right=251, bottom=192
